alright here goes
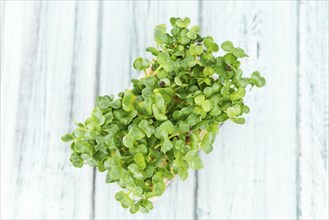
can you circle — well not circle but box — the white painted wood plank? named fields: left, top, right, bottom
left=1, top=2, right=98, bottom=219
left=1, top=2, right=26, bottom=217
left=298, top=1, right=329, bottom=219
left=2, top=1, right=327, bottom=219
left=197, top=2, right=298, bottom=219
left=94, top=1, right=199, bottom=219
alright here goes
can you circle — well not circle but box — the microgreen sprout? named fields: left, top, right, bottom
left=62, top=17, right=265, bottom=214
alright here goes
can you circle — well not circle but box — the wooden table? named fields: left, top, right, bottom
left=1, top=1, right=328, bottom=219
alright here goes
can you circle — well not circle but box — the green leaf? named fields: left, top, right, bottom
left=214, top=57, right=226, bottom=75
left=130, top=202, right=140, bottom=214
left=194, top=94, right=205, bottom=106
left=200, top=52, right=216, bottom=66
left=74, top=140, right=94, bottom=155
left=221, top=41, right=234, bottom=52
left=203, top=66, right=215, bottom=76
left=115, top=191, right=125, bottom=201
left=157, top=52, right=175, bottom=72
left=138, top=120, right=155, bottom=138
left=108, top=155, right=122, bottom=167
left=95, top=95, right=112, bottom=109
left=115, top=191, right=134, bottom=208
left=104, top=124, right=120, bottom=145
left=174, top=76, right=183, bottom=86
left=158, top=120, right=175, bottom=134
left=152, top=104, right=167, bottom=121
left=92, top=108, right=105, bottom=125
left=194, top=95, right=213, bottom=113
left=161, top=138, right=173, bottom=153
left=179, top=168, right=188, bottom=181
left=138, top=98, right=152, bottom=116
left=184, top=150, right=204, bottom=170
left=189, top=133, right=199, bottom=150
left=189, top=158, right=204, bottom=170
left=154, top=24, right=169, bottom=45
left=123, top=126, right=145, bottom=149
left=230, top=117, right=246, bottom=124
left=209, top=104, right=222, bottom=116
left=178, top=121, right=190, bottom=133
left=236, top=78, right=251, bottom=88
left=81, top=153, right=98, bottom=166
left=204, top=87, right=214, bottom=98
left=95, top=137, right=107, bottom=151
left=232, top=48, right=247, bottom=58
left=170, top=17, right=178, bottom=26
left=189, top=44, right=204, bottom=56
left=229, top=87, right=246, bottom=101
left=154, top=92, right=165, bottom=113
left=242, top=105, right=250, bottom=114
left=104, top=111, right=114, bottom=125
left=201, top=132, right=215, bottom=154
left=70, top=153, right=84, bottom=168
left=227, top=104, right=242, bottom=118
left=73, top=127, right=95, bottom=139
left=251, top=71, right=266, bottom=87
left=122, top=90, right=136, bottom=112
left=61, top=133, right=73, bottom=142
left=123, top=134, right=134, bottom=148
left=175, top=17, right=191, bottom=28
left=130, top=127, right=145, bottom=140
left=155, top=24, right=166, bottom=33
left=113, top=109, right=137, bottom=125
left=186, top=114, right=199, bottom=126
left=178, top=29, right=190, bottom=45
left=152, top=172, right=163, bottom=183
left=146, top=47, right=159, bottom=56
left=128, top=164, right=144, bottom=180
left=187, top=25, right=200, bottom=39
left=141, top=199, right=154, bottom=211
left=174, top=139, right=185, bottom=151
left=153, top=181, right=166, bottom=196
left=221, top=41, right=248, bottom=58
left=133, top=57, right=150, bottom=71
left=202, top=100, right=213, bottom=112
left=109, top=99, right=121, bottom=109
left=223, top=53, right=238, bottom=64
left=160, top=78, right=171, bottom=87
left=111, top=166, right=123, bottom=179
left=134, top=153, right=146, bottom=170
left=204, top=36, right=219, bottom=52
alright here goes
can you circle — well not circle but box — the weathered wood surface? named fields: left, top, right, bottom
left=298, top=1, right=329, bottom=219
left=1, top=1, right=328, bottom=219
left=197, top=1, right=299, bottom=219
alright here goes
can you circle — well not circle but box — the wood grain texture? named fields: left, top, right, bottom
left=1, top=1, right=98, bottom=219
left=1, top=1, right=328, bottom=219
left=298, top=1, right=329, bottom=219
left=196, top=1, right=299, bottom=219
